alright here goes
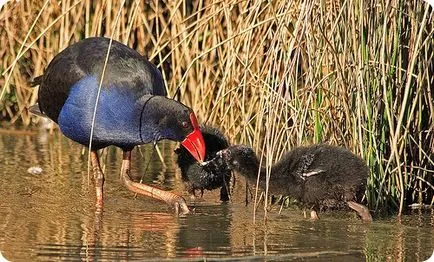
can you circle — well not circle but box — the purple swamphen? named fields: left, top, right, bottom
left=30, top=37, right=205, bottom=214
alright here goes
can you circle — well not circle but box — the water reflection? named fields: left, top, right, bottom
left=177, top=204, right=232, bottom=257
left=0, top=129, right=433, bottom=261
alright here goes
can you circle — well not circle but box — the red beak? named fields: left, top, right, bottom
left=181, top=113, right=206, bottom=162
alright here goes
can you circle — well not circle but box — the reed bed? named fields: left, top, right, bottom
left=0, top=0, right=433, bottom=215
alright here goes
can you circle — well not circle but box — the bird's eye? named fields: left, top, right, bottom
left=181, top=121, right=188, bottom=128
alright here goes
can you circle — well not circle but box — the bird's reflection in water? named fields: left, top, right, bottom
left=81, top=203, right=232, bottom=259
left=177, top=204, right=232, bottom=257
left=80, top=207, right=181, bottom=259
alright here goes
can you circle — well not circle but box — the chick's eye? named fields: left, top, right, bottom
left=181, top=121, right=189, bottom=128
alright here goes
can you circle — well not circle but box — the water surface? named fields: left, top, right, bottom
left=0, top=129, right=433, bottom=261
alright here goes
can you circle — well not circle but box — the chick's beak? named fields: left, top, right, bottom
left=181, top=113, right=206, bottom=162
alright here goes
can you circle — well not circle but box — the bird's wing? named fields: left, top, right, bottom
left=295, top=152, right=328, bottom=180
left=300, top=169, right=325, bottom=180
left=294, top=153, right=315, bottom=177
left=30, top=75, right=43, bottom=86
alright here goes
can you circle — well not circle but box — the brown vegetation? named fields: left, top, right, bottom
left=0, top=0, right=433, bottom=214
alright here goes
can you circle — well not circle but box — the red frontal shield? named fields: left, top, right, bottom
left=181, top=113, right=206, bottom=162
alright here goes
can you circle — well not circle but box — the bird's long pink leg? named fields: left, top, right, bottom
left=90, top=150, right=104, bottom=209
left=121, top=150, right=191, bottom=215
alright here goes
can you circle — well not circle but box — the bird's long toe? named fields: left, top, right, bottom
left=310, top=210, right=319, bottom=220
left=122, top=150, right=191, bottom=215
left=347, top=201, right=373, bottom=222
left=169, top=195, right=191, bottom=215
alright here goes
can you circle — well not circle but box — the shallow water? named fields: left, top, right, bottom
left=0, top=129, right=433, bottom=261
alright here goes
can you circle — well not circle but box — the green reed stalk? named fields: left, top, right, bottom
left=0, top=0, right=432, bottom=214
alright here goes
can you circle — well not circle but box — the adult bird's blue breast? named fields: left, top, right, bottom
left=58, top=75, right=144, bottom=149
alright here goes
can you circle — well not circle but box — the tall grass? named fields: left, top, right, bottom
left=0, top=0, right=433, bottom=214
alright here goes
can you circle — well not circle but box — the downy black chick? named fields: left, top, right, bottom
left=203, top=144, right=372, bottom=221
left=176, top=125, right=231, bottom=201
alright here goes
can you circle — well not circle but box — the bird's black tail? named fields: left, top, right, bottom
left=30, top=75, right=43, bottom=87
left=28, top=103, right=47, bottom=118
left=28, top=75, right=46, bottom=117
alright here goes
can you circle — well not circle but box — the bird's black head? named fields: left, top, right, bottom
left=205, top=145, right=259, bottom=174
left=175, top=125, right=231, bottom=200
left=139, top=96, right=205, bottom=162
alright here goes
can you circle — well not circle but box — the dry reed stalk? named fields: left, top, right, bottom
left=0, top=0, right=432, bottom=214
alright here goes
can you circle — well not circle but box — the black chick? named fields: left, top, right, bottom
left=175, top=125, right=231, bottom=201
left=203, top=144, right=372, bottom=221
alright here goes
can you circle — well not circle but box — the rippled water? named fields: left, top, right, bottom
left=0, top=129, right=433, bottom=261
